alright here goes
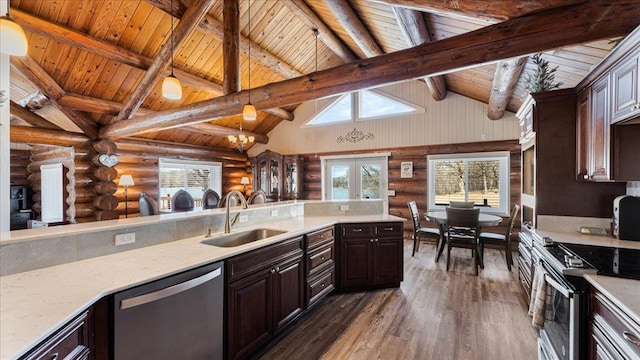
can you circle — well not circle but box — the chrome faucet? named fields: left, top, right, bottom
left=224, top=190, right=248, bottom=234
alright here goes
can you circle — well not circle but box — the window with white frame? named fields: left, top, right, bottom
left=159, top=159, right=222, bottom=209
left=304, top=88, right=423, bottom=127
left=427, top=152, right=510, bottom=215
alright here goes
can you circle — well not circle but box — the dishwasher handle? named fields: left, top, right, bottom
left=120, top=267, right=221, bottom=310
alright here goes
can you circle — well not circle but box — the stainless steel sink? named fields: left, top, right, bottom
left=200, top=228, right=287, bottom=247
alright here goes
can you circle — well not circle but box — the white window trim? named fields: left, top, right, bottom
left=158, top=158, right=223, bottom=196
left=320, top=153, right=390, bottom=200
left=427, top=151, right=510, bottom=216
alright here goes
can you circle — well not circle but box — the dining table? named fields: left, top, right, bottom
left=425, top=210, right=503, bottom=263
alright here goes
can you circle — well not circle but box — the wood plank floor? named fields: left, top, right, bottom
left=260, top=240, right=538, bottom=360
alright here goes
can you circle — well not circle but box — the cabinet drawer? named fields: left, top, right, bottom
left=307, top=243, right=334, bottom=276
left=375, top=223, right=403, bottom=237
left=592, top=290, right=640, bottom=358
left=307, top=268, right=334, bottom=308
left=341, top=224, right=373, bottom=237
left=23, top=311, right=91, bottom=360
left=227, top=236, right=304, bottom=282
left=306, top=227, right=334, bottom=249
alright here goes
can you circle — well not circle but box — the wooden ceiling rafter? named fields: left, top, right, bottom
left=281, top=0, right=358, bottom=63
left=115, top=0, right=217, bottom=122
left=9, top=101, right=63, bottom=131
left=487, top=57, right=527, bottom=120
left=223, top=0, right=241, bottom=95
left=58, top=93, right=269, bottom=144
left=10, top=125, right=91, bottom=147
left=323, top=0, right=384, bottom=57
left=10, top=56, right=99, bottom=139
left=391, top=7, right=447, bottom=101
left=98, top=0, right=639, bottom=140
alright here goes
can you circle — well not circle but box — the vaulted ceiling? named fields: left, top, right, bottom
left=7, top=0, right=638, bottom=152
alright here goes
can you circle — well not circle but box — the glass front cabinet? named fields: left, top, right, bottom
left=251, top=151, right=303, bottom=202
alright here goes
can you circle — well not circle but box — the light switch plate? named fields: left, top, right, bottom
left=270, top=210, right=278, bottom=217
left=388, top=190, right=396, bottom=196
left=115, top=232, right=135, bottom=246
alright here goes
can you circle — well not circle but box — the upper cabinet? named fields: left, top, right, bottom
left=252, top=151, right=304, bottom=201
left=576, top=26, right=640, bottom=182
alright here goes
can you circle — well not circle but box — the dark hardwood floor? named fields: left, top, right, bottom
left=260, top=239, right=538, bottom=359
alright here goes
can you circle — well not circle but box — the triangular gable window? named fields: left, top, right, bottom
left=359, top=89, right=418, bottom=120
left=305, top=87, right=422, bottom=127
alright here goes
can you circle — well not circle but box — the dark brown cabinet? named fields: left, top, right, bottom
left=282, top=155, right=303, bottom=200
left=590, top=287, right=640, bottom=360
left=304, top=227, right=335, bottom=308
left=611, top=54, right=640, bottom=124
left=576, top=89, right=591, bottom=181
left=337, top=222, right=403, bottom=290
left=252, top=150, right=283, bottom=202
left=21, top=310, right=92, bottom=360
left=589, top=76, right=612, bottom=181
left=226, top=236, right=304, bottom=360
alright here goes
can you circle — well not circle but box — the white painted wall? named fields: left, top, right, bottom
left=1, top=0, right=11, bottom=232
left=248, top=80, right=520, bottom=156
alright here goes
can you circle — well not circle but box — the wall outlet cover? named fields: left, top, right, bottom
left=340, top=205, right=349, bottom=211
left=270, top=210, right=278, bottom=217
left=239, top=215, right=249, bottom=223
left=115, top=232, right=135, bottom=246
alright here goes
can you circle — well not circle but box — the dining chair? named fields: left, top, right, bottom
left=479, top=204, right=520, bottom=271
left=171, top=189, right=194, bottom=212
left=139, top=192, right=159, bottom=216
left=446, top=207, right=481, bottom=275
left=202, top=188, right=221, bottom=209
left=248, top=190, right=267, bottom=205
left=218, top=192, right=240, bottom=208
left=407, top=201, right=440, bottom=256
left=449, top=201, right=475, bottom=208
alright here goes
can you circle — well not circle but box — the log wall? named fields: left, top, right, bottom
left=28, top=145, right=77, bottom=222
left=10, top=149, right=30, bottom=187
left=301, top=140, right=521, bottom=240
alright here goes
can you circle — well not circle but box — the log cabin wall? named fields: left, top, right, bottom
left=9, top=149, right=30, bottom=187
left=300, top=140, right=521, bottom=240
left=27, top=145, right=76, bottom=222
left=115, top=139, right=250, bottom=218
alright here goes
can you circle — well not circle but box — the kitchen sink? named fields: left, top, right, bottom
left=200, top=228, right=288, bottom=247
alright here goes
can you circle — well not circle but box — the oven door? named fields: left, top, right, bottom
left=539, top=271, right=581, bottom=360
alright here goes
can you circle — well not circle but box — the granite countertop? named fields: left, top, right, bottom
left=0, top=214, right=403, bottom=360
left=533, top=229, right=640, bottom=250
left=584, top=274, right=640, bottom=325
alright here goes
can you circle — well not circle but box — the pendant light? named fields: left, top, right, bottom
left=162, top=0, right=182, bottom=100
left=242, top=0, right=256, bottom=121
left=0, top=1, right=28, bottom=56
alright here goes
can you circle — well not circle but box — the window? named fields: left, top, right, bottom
left=304, top=88, right=423, bottom=127
left=322, top=154, right=389, bottom=200
left=159, top=159, right=222, bottom=209
left=427, top=152, right=510, bottom=215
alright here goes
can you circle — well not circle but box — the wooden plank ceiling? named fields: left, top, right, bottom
left=7, top=0, right=632, bottom=152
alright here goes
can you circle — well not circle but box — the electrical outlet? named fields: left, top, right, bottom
left=340, top=205, right=349, bottom=211
left=115, top=232, right=135, bottom=246
left=270, top=210, right=278, bottom=217
left=239, top=215, right=249, bottom=223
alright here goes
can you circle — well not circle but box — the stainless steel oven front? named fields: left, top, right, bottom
left=533, top=246, right=589, bottom=360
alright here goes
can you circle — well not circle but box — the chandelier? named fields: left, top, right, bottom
left=228, top=122, right=254, bottom=152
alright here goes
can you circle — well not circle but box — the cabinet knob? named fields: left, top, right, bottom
left=321, top=283, right=325, bottom=288
left=370, top=239, right=374, bottom=242
left=270, top=268, right=276, bottom=274
left=583, top=174, right=589, bottom=180
left=320, top=256, right=325, bottom=261
left=623, top=331, right=640, bottom=346
left=374, top=238, right=379, bottom=242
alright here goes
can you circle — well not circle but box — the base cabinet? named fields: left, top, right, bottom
left=226, top=237, right=304, bottom=360
left=590, top=288, right=640, bottom=360
left=337, top=222, right=404, bottom=290
left=304, top=227, right=335, bottom=309
left=20, top=310, right=92, bottom=360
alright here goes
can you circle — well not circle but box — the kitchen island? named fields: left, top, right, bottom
left=0, top=206, right=402, bottom=360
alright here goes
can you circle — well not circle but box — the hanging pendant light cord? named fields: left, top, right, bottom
left=170, top=0, right=175, bottom=76
left=248, top=0, right=251, bottom=104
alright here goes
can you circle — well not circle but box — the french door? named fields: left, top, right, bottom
left=323, top=157, right=387, bottom=200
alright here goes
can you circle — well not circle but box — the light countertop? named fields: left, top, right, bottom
left=584, top=274, right=640, bottom=325
left=533, top=229, right=640, bottom=250
left=0, top=214, right=403, bottom=360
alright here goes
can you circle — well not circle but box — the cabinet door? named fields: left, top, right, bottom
left=576, top=90, right=591, bottom=181
left=611, top=55, right=640, bottom=124
left=590, top=76, right=611, bottom=181
left=373, top=238, right=403, bottom=285
left=272, top=255, right=304, bottom=333
left=340, top=238, right=373, bottom=288
left=227, top=270, right=272, bottom=360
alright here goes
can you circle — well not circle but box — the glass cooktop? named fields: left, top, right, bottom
left=560, top=243, right=640, bottom=280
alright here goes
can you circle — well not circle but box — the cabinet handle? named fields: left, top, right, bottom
left=374, top=238, right=379, bottom=242
left=270, top=268, right=276, bottom=274
left=623, top=331, right=640, bottom=346
left=352, top=229, right=363, bottom=232
left=320, top=256, right=325, bottom=260
left=50, top=354, right=58, bottom=360
left=583, top=174, right=589, bottom=180
left=383, top=227, right=393, bottom=231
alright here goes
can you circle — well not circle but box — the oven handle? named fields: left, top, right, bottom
left=544, top=273, right=573, bottom=298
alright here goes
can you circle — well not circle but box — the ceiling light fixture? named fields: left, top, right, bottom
left=162, top=0, right=182, bottom=100
left=242, top=0, right=256, bottom=121
left=228, top=122, right=255, bottom=153
left=0, top=1, right=28, bottom=56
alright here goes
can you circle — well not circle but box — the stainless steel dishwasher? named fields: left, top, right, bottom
left=113, top=261, right=223, bottom=359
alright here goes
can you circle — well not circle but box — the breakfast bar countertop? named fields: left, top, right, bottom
left=0, top=214, right=403, bottom=360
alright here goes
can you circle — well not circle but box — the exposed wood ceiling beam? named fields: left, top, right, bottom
left=487, top=57, right=527, bottom=120
left=323, top=0, right=383, bottom=57
left=99, top=0, right=639, bottom=140
left=115, top=0, right=216, bottom=122
left=12, top=7, right=293, bottom=122
left=146, top=0, right=302, bottom=79
left=223, top=0, right=241, bottom=95
left=281, top=0, right=358, bottom=63
left=9, top=101, right=63, bottom=130
left=392, top=7, right=447, bottom=101
left=58, top=93, right=268, bottom=144
left=117, top=138, right=248, bottom=162
left=10, top=56, right=98, bottom=139
left=369, top=0, right=586, bottom=22
left=10, top=125, right=90, bottom=146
